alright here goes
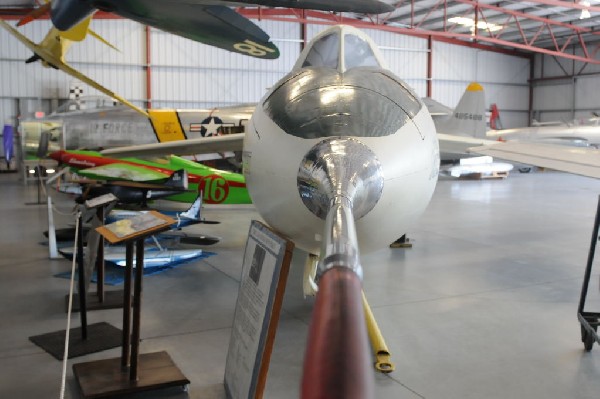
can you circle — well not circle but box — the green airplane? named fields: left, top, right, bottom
left=50, top=149, right=251, bottom=205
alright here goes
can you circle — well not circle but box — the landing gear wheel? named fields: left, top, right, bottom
left=581, top=325, right=596, bottom=351
left=518, top=167, right=531, bottom=173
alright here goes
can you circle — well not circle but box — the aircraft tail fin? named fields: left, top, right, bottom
left=148, top=110, right=186, bottom=142
left=179, top=195, right=203, bottom=221
left=164, top=169, right=188, bottom=190
left=437, top=82, right=487, bottom=138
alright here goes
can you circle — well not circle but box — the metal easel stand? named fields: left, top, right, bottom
left=577, top=195, right=600, bottom=351
left=68, top=194, right=124, bottom=313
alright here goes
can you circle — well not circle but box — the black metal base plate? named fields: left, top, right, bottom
left=73, top=351, right=190, bottom=398
left=65, top=290, right=125, bottom=312
left=29, top=322, right=122, bottom=360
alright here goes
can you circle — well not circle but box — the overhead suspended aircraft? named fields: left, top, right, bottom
left=0, top=19, right=149, bottom=117
left=16, top=0, right=392, bottom=60
left=50, top=149, right=251, bottom=205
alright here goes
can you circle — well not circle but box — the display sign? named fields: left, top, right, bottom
left=224, top=220, right=294, bottom=399
left=96, top=211, right=174, bottom=244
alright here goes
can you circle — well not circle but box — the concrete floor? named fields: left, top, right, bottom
left=1, top=170, right=600, bottom=398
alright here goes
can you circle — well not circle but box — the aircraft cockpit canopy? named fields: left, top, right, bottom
left=297, top=26, right=385, bottom=72
left=264, top=25, right=422, bottom=140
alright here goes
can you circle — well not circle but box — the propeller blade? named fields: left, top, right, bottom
left=17, top=2, right=51, bottom=27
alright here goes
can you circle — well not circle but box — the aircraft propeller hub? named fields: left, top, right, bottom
left=297, top=137, right=384, bottom=221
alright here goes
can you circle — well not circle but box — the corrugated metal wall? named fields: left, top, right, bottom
left=432, top=41, right=531, bottom=128
left=150, top=20, right=299, bottom=108
left=533, top=48, right=600, bottom=123
left=0, top=18, right=532, bottom=129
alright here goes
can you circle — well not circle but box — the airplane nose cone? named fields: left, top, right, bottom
left=297, top=137, right=384, bottom=220
left=48, top=150, right=64, bottom=162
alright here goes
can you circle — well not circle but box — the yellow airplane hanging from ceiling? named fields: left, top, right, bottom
left=0, top=19, right=210, bottom=144
left=0, top=17, right=253, bottom=147
left=0, top=19, right=148, bottom=118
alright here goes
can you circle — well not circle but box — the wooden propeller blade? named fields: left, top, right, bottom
left=17, top=2, right=51, bottom=27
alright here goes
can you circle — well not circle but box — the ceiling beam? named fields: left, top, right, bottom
left=2, top=3, right=598, bottom=64
left=239, top=7, right=600, bottom=64
left=524, top=0, right=600, bottom=13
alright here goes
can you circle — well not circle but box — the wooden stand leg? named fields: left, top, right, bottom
left=96, top=207, right=105, bottom=303
left=121, top=242, right=134, bottom=369
left=130, top=239, right=145, bottom=381
left=76, top=213, right=88, bottom=340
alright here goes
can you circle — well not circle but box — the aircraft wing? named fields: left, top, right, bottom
left=422, top=97, right=453, bottom=117
left=241, top=0, right=394, bottom=14
left=88, top=2, right=279, bottom=59
left=160, top=229, right=221, bottom=246
left=467, top=141, right=600, bottom=179
left=437, top=133, right=498, bottom=156
left=0, top=20, right=148, bottom=117
left=76, top=163, right=170, bottom=182
left=48, top=0, right=392, bottom=59
left=101, top=133, right=245, bottom=158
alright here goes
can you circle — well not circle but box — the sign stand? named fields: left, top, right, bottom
left=224, top=220, right=294, bottom=399
left=73, top=211, right=190, bottom=398
left=29, top=203, right=123, bottom=360
left=67, top=204, right=124, bottom=312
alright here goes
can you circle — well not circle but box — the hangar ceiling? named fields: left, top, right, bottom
left=1, top=1, right=600, bottom=63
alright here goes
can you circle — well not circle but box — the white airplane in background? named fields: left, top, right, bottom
left=487, top=103, right=600, bottom=148
left=419, top=84, right=600, bottom=178
left=487, top=118, right=600, bottom=148
left=428, top=82, right=513, bottom=178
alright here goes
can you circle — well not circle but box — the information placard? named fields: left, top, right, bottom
left=224, top=220, right=294, bottom=399
left=96, top=211, right=174, bottom=244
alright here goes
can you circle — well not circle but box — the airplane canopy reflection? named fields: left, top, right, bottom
left=263, top=26, right=424, bottom=140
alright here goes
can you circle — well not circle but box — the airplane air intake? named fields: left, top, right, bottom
left=298, top=138, right=382, bottom=399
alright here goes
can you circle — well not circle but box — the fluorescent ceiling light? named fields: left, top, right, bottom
left=448, top=16, right=502, bottom=32
left=580, top=1, right=591, bottom=19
